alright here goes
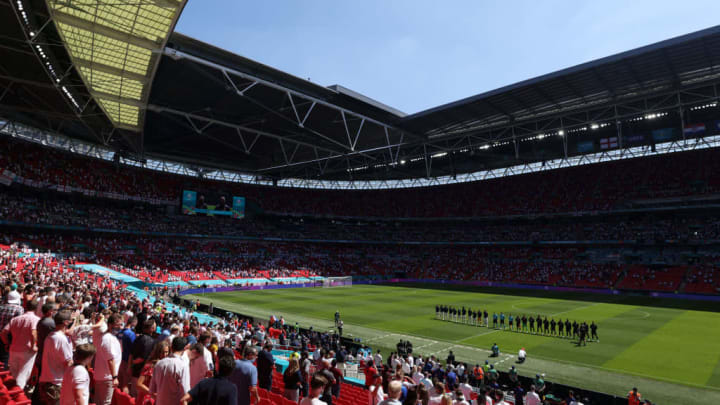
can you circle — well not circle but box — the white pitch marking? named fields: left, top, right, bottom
left=457, top=328, right=502, bottom=343
left=364, top=333, right=397, bottom=343
left=550, top=302, right=601, bottom=317
left=429, top=345, right=456, bottom=356
left=414, top=342, right=440, bottom=351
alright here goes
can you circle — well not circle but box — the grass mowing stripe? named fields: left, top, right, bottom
left=604, top=310, right=720, bottom=387
left=706, top=354, right=720, bottom=388
left=194, top=290, right=720, bottom=405
left=186, top=285, right=720, bottom=405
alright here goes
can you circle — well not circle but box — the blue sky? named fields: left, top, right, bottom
left=176, top=1, right=720, bottom=115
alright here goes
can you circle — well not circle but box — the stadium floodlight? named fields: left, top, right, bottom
left=558, top=130, right=565, bottom=136
left=590, top=123, right=600, bottom=130
left=431, top=152, right=447, bottom=158
left=400, top=160, right=406, bottom=165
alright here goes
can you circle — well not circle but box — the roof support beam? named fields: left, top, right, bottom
left=50, top=9, right=162, bottom=51
left=236, top=129, right=259, bottom=154
left=256, top=137, right=410, bottom=173
left=243, top=90, right=363, bottom=155
left=72, top=58, right=149, bottom=83
left=341, top=111, right=364, bottom=151
left=0, top=74, right=57, bottom=89
left=147, top=104, right=347, bottom=157
left=91, top=91, right=144, bottom=108
left=166, top=47, right=427, bottom=142
left=203, top=65, right=361, bottom=155
left=149, top=0, right=185, bottom=9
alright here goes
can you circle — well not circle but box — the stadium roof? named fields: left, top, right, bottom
left=2, top=1, right=720, bottom=187
left=45, top=0, right=186, bottom=131
left=402, top=24, right=720, bottom=138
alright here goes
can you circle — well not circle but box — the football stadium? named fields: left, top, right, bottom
left=2, top=1, right=720, bottom=405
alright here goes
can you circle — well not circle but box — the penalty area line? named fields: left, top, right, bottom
left=457, top=328, right=502, bottom=343
left=363, top=333, right=397, bottom=343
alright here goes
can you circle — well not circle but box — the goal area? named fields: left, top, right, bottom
left=322, top=276, right=352, bottom=288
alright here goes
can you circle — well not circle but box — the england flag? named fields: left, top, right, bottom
left=599, top=137, right=618, bottom=149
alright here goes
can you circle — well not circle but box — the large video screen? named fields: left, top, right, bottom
left=181, top=190, right=245, bottom=219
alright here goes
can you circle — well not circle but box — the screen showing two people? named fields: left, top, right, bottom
left=181, top=190, right=245, bottom=219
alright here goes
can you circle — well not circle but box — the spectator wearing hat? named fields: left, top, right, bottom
left=518, top=347, right=526, bottom=363
left=534, top=374, right=545, bottom=394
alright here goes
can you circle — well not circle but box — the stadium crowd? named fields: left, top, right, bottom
left=4, top=136, right=720, bottom=218
left=4, top=191, right=720, bottom=243
left=2, top=233, right=718, bottom=294
left=0, top=243, right=615, bottom=405
left=0, top=136, right=704, bottom=405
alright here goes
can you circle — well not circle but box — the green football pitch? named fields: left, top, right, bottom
left=186, top=284, right=720, bottom=405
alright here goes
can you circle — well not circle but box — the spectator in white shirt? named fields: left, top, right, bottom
left=59, top=344, right=96, bottom=405
left=458, top=376, right=473, bottom=402
left=401, top=357, right=411, bottom=374
left=150, top=337, right=191, bottom=405
left=94, top=314, right=123, bottom=405
left=2, top=299, right=40, bottom=389
left=39, top=310, right=74, bottom=404
left=373, top=350, right=383, bottom=370
left=525, top=384, right=542, bottom=405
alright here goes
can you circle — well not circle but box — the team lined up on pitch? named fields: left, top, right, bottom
left=435, top=305, right=598, bottom=344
